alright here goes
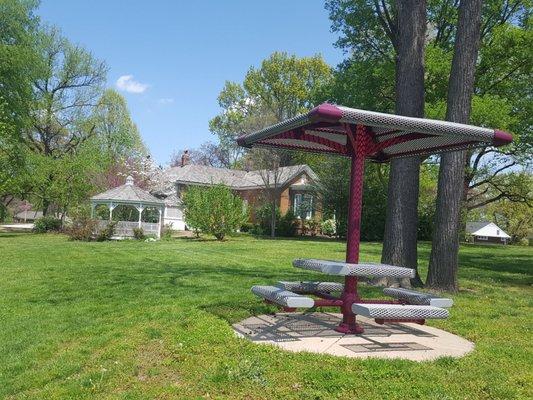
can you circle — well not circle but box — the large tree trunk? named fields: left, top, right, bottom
left=380, top=0, right=426, bottom=287
left=427, top=0, right=483, bottom=292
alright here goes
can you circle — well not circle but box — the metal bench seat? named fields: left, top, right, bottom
left=276, top=281, right=344, bottom=293
left=293, top=258, right=415, bottom=279
left=251, top=286, right=315, bottom=308
left=383, top=287, right=453, bottom=308
left=352, top=303, right=449, bottom=320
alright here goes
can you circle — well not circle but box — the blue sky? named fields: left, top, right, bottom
left=37, top=1, right=344, bottom=165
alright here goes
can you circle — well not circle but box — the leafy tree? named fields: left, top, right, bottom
left=182, top=185, right=248, bottom=240
left=0, top=0, right=41, bottom=213
left=325, top=0, right=531, bottom=287
left=92, top=89, right=145, bottom=161
left=209, top=52, right=332, bottom=167
left=27, top=27, right=107, bottom=157
left=22, top=27, right=107, bottom=214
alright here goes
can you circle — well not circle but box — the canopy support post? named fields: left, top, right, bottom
left=335, top=124, right=369, bottom=334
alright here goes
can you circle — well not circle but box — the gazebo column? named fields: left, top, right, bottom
left=109, top=203, right=116, bottom=221
left=157, top=207, right=163, bottom=238
left=90, top=203, right=96, bottom=218
left=137, top=205, right=144, bottom=229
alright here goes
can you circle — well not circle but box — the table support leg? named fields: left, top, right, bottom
left=335, top=124, right=369, bottom=334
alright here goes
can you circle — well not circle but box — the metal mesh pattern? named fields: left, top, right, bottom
left=338, top=106, right=494, bottom=141
left=383, top=288, right=453, bottom=308
left=260, top=138, right=332, bottom=151
left=352, top=303, right=450, bottom=319
left=384, top=135, right=472, bottom=155
left=293, top=258, right=415, bottom=278
left=236, top=104, right=509, bottom=160
left=251, top=285, right=315, bottom=308
left=276, top=281, right=344, bottom=293
left=239, top=113, right=311, bottom=145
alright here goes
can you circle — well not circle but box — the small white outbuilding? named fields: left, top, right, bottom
left=465, top=221, right=511, bottom=245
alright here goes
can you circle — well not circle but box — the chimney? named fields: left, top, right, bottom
left=181, top=150, right=190, bottom=167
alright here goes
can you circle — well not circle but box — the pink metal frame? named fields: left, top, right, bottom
left=241, top=104, right=512, bottom=333
left=271, top=124, right=414, bottom=333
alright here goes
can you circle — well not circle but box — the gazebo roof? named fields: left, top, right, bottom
left=91, top=176, right=164, bottom=206
left=237, top=103, right=513, bottom=161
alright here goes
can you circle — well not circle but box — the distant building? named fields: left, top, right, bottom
left=14, top=210, right=43, bottom=222
left=466, top=221, right=511, bottom=245
left=153, top=155, right=320, bottom=231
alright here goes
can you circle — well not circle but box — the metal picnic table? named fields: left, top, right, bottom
left=239, top=103, right=512, bottom=334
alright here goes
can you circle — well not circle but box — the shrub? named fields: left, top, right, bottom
left=277, top=210, right=297, bottom=237
left=161, top=224, right=175, bottom=240
left=182, top=184, right=248, bottom=240
left=321, top=219, right=336, bottom=237
left=256, top=203, right=280, bottom=235
left=66, top=213, right=98, bottom=241
left=132, top=227, right=145, bottom=240
left=250, top=224, right=264, bottom=236
left=33, top=216, right=62, bottom=233
left=96, top=221, right=116, bottom=241
left=240, top=222, right=254, bottom=233
left=307, top=218, right=321, bottom=236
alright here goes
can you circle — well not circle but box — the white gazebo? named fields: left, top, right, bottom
left=90, top=176, right=165, bottom=238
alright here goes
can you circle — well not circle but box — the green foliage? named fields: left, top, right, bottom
left=160, top=224, right=175, bottom=241
left=0, top=0, right=41, bottom=194
left=256, top=202, right=281, bottom=235
left=326, top=0, right=532, bottom=227
left=301, top=218, right=321, bottom=237
left=182, top=184, right=248, bottom=240
left=66, top=208, right=97, bottom=241
left=132, top=227, right=145, bottom=240
left=277, top=210, right=297, bottom=237
left=321, top=218, right=336, bottom=237
left=239, top=222, right=254, bottom=233
left=96, top=221, right=116, bottom=242
left=209, top=52, right=332, bottom=166
left=33, top=216, right=61, bottom=233
left=91, top=89, right=146, bottom=161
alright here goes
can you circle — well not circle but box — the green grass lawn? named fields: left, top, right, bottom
left=0, top=233, right=531, bottom=399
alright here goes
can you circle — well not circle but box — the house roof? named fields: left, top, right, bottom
left=237, top=103, right=513, bottom=161
left=466, top=221, right=511, bottom=238
left=91, top=176, right=164, bottom=206
left=157, top=164, right=317, bottom=191
left=14, top=210, right=43, bottom=220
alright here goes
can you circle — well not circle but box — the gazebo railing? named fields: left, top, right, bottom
left=97, top=220, right=160, bottom=237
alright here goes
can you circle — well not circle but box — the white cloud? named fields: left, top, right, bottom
left=116, top=75, right=149, bottom=94
left=158, top=98, right=174, bottom=104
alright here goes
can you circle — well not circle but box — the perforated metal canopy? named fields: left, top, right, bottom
left=237, top=103, right=513, bottom=161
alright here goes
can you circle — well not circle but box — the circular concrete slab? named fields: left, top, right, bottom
left=233, top=312, right=474, bottom=361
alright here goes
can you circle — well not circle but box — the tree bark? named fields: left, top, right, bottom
left=427, top=0, right=483, bottom=292
left=380, top=0, right=426, bottom=287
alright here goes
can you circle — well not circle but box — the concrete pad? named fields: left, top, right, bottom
left=233, top=312, right=474, bottom=361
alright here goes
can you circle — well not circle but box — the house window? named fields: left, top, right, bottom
left=496, top=229, right=500, bottom=235
left=293, top=193, right=314, bottom=220
left=477, top=236, right=488, bottom=240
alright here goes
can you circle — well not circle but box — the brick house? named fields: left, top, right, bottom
left=153, top=155, right=320, bottom=231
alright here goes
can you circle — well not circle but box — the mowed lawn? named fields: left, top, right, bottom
left=0, top=233, right=531, bottom=400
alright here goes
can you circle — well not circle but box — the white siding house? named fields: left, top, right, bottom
left=466, top=221, right=511, bottom=245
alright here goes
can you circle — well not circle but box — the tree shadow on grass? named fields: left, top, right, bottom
left=458, top=250, right=532, bottom=287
